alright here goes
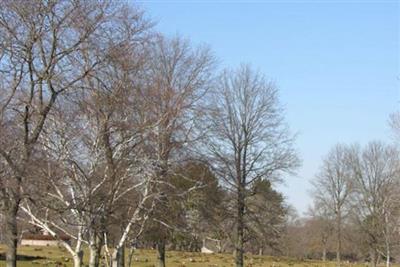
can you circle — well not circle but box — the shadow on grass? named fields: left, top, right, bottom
left=0, top=253, right=46, bottom=261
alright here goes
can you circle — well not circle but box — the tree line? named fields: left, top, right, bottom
left=297, top=134, right=400, bottom=267
left=0, top=1, right=299, bottom=267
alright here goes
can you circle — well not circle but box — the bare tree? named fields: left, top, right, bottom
left=347, top=141, right=400, bottom=267
left=0, top=1, right=153, bottom=266
left=20, top=87, right=157, bottom=267
left=0, top=1, right=123, bottom=266
left=307, top=200, right=335, bottom=261
left=205, top=65, right=299, bottom=267
left=311, top=144, right=353, bottom=265
left=380, top=186, right=400, bottom=267
left=280, top=207, right=308, bottom=259
left=142, top=35, right=215, bottom=267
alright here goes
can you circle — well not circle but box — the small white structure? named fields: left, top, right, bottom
left=201, top=237, right=221, bottom=254
left=201, top=246, right=214, bottom=254
left=21, top=231, right=70, bottom=246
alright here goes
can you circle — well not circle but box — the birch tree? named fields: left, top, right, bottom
left=3, top=2, right=153, bottom=266
left=0, top=1, right=125, bottom=266
left=19, top=69, right=157, bottom=267
left=206, top=65, right=299, bottom=267
left=20, top=84, right=157, bottom=267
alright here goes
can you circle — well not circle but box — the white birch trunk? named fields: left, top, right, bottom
left=88, top=232, right=102, bottom=267
left=72, top=252, right=83, bottom=267
left=386, top=249, right=390, bottom=267
left=111, top=246, right=125, bottom=267
left=20, top=205, right=85, bottom=267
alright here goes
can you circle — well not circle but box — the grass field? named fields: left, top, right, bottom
left=0, top=245, right=373, bottom=267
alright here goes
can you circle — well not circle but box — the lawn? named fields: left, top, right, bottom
left=0, top=246, right=373, bottom=267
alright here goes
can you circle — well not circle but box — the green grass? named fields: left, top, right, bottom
left=0, top=245, right=380, bottom=267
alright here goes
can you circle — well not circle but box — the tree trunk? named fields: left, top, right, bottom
left=336, top=209, right=341, bottom=266
left=235, top=184, right=245, bottom=267
left=73, top=251, right=83, bottom=267
left=89, top=235, right=103, bottom=267
left=370, top=248, right=377, bottom=267
left=157, top=239, right=166, bottom=267
left=112, top=246, right=125, bottom=267
left=322, top=245, right=327, bottom=262
left=386, top=248, right=390, bottom=267
left=4, top=199, right=19, bottom=267
left=127, top=247, right=135, bottom=267
left=385, top=212, right=391, bottom=267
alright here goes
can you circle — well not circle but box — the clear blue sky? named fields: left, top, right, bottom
left=139, top=1, right=400, bottom=215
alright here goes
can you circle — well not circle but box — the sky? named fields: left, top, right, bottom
left=139, top=0, right=400, bottom=215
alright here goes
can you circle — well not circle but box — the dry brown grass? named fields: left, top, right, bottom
left=0, top=245, right=384, bottom=267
